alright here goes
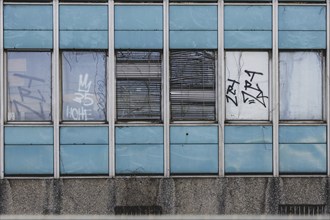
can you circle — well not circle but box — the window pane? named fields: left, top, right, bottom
left=7, top=52, right=52, bottom=121
left=62, top=51, right=107, bottom=121
left=279, top=52, right=323, bottom=120
left=225, top=51, right=269, bottom=120
left=116, top=51, right=162, bottom=121
left=170, top=50, right=216, bottom=121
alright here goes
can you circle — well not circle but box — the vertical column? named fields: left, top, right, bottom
left=272, top=0, right=279, bottom=177
left=327, top=0, right=330, bottom=177
left=163, top=0, right=170, bottom=177
left=109, top=0, right=115, bottom=177
left=53, top=0, right=60, bottom=178
left=218, top=0, right=225, bottom=177
left=0, top=0, right=4, bottom=179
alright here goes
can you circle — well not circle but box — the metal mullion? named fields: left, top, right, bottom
left=164, top=0, right=170, bottom=177
left=327, top=0, right=330, bottom=177
left=114, top=2, right=163, bottom=6
left=218, top=0, right=225, bottom=177
left=109, top=0, right=115, bottom=177
left=272, top=0, right=279, bottom=177
left=0, top=0, right=4, bottom=179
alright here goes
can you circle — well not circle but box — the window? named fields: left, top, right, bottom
left=116, top=51, right=162, bottom=121
left=61, top=51, right=107, bottom=121
left=170, top=50, right=216, bottom=121
left=7, top=52, right=52, bottom=122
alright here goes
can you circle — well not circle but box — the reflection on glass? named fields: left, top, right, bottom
left=7, top=52, right=52, bottom=121
left=62, top=51, right=107, bottom=121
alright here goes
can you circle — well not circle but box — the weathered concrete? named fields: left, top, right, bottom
left=0, top=177, right=328, bottom=215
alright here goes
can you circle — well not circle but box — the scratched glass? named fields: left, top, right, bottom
left=62, top=51, right=107, bottom=121
left=225, top=51, right=269, bottom=120
left=7, top=52, right=52, bottom=121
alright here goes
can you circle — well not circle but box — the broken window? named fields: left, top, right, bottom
left=225, top=51, right=270, bottom=121
left=61, top=51, right=107, bottom=121
left=7, top=52, right=52, bottom=121
left=170, top=50, right=216, bottom=121
left=116, top=51, right=162, bottom=121
left=279, top=51, right=323, bottom=120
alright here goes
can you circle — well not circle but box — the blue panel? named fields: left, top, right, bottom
left=60, top=5, right=108, bottom=30
left=116, top=126, right=163, bottom=144
left=279, top=126, right=326, bottom=144
left=5, top=127, right=53, bottom=145
left=225, top=126, right=272, bottom=144
left=170, top=31, right=217, bottom=49
left=60, top=127, right=108, bottom=144
left=170, top=6, right=217, bottom=30
left=278, top=31, right=326, bottom=49
left=225, top=144, right=272, bottom=173
left=224, top=31, right=272, bottom=49
left=171, top=144, right=218, bottom=174
left=115, top=6, right=163, bottom=30
left=225, top=6, right=272, bottom=31
left=60, top=145, right=108, bottom=175
left=279, top=6, right=326, bottom=31
left=4, top=5, right=52, bottom=30
left=4, top=31, right=53, bottom=49
left=5, top=145, right=53, bottom=175
left=60, top=31, right=108, bottom=49
left=170, top=126, right=218, bottom=144
left=116, top=144, right=163, bottom=174
left=280, top=144, right=326, bottom=173
left=115, top=31, right=163, bottom=49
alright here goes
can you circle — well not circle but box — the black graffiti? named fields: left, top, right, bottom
left=11, top=100, right=46, bottom=120
left=226, top=79, right=240, bottom=106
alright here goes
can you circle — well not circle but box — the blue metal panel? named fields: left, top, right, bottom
left=170, top=6, right=217, bottom=30
left=170, top=126, right=218, bottom=144
left=60, top=144, right=108, bottom=175
left=279, top=126, right=326, bottom=144
left=115, top=31, right=163, bottom=49
left=280, top=144, right=326, bottom=173
left=224, top=31, right=272, bottom=49
left=225, top=144, right=272, bottom=173
left=279, top=6, right=326, bottom=31
left=60, top=127, right=108, bottom=144
left=60, top=31, right=108, bottom=49
left=224, top=6, right=272, bottom=31
left=5, top=127, right=53, bottom=145
left=5, top=145, right=53, bottom=175
left=278, top=31, right=326, bottom=49
left=116, top=126, right=163, bottom=144
left=60, top=5, right=108, bottom=30
left=115, top=6, right=163, bottom=30
left=4, top=31, right=53, bottom=49
left=170, top=31, right=217, bottom=49
left=170, top=144, right=218, bottom=174
left=4, top=5, right=52, bottom=30
left=225, top=126, right=272, bottom=144
left=116, top=144, right=163, bottom=174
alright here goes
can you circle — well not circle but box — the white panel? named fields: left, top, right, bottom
left=225, top=51, right=269, bottom=120
left=280, top=52, right=323, bottom=120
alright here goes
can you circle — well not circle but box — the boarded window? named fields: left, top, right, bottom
left=7, top=52, right=52, bottom=121
left=62, top=51, right=107, bottom=121
left=116, top=51, right=162, bottom=121
left=170, top=50, right=216, bottom=121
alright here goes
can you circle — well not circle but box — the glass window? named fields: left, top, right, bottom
left=116, top=51, right=162, bottom=121
left=62, top=51, right=107, bottom=121
left=170, top=50, right=216, bottom=121
left=7, top=52, right=52, bottom=121
left=279, top=51, right=323, bottom=120
left=225, top=51, right=270, bottom=120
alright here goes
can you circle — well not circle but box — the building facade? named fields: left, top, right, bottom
left=0, top=0, right=329, bottom=215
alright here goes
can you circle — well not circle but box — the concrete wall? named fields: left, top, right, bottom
left=0, top=177, right=329, bottom=215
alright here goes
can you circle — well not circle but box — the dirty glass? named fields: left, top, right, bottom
left=116, top=51, right=162, bottom=121
left=225, top=51, right=269, bottom=120
left=170, top=50, right=216, bottom=121
left=62, top=51, right=107, bottom=121
left=279, top=52, right=323, bottom=120
left=7, top=52, right=52, bottom=121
